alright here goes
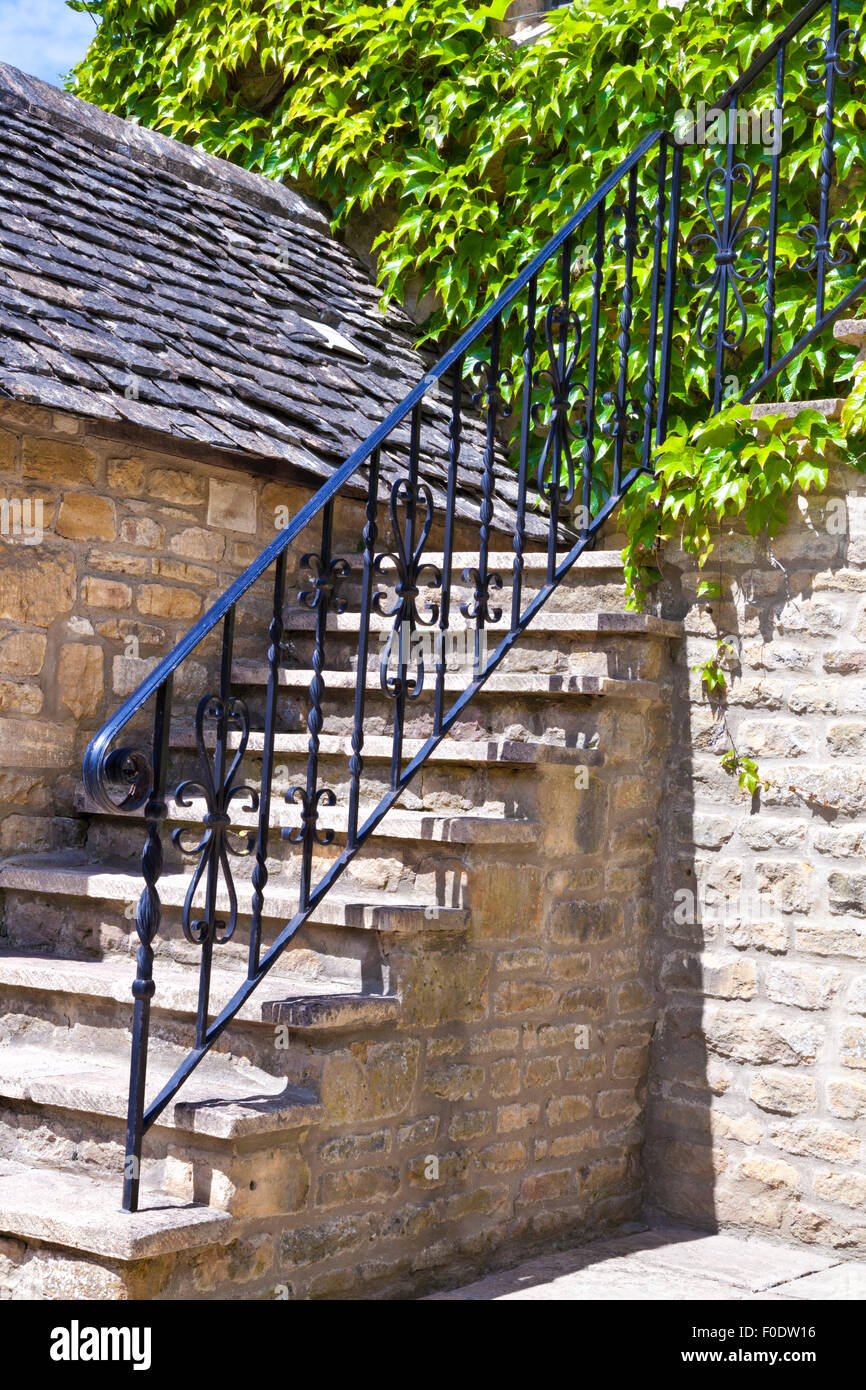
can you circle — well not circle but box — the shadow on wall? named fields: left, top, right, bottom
left=644, top=461, right=866, bottom=1251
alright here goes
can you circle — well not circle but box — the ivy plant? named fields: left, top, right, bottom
left=66, top=0, right=866, bottom=610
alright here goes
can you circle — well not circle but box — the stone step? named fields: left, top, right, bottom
left=0, top=950, right=399, bottom=1033
left=74, top=786, right=538, bottom=846
left=314, top=550, right=635, bottom=615
left=169, top=728, right=604, bottom=771
left=233, top=662, right=663, bottom=703
left=280, top=609, right=680, bottom=640
left=834, top=318, right=866, bottom=348
left=0, top=853, right=469, bottom=934
left=0, top=1157, right=232, bottom=1261
left=0, top=1037, right=321, bottom=1141
left=332, top=549, right=626, bottom=575
left=750, top=396, right=846, bottom=422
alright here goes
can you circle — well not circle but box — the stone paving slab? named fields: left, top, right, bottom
left=424, top=1225, right=857, bottom=1301
left=592, top=1227, right=839, bottom=1292
left=774, top=1264, right=866, bottom=1300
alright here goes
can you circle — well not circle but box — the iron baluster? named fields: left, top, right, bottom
left=122, top=678, right=172, bottom=1214
left=763, top=45, right=786, bottom=375
left=463, top=313, right=509, bottom=671
left=533, top=259, right=586, bottom=584
left=581, top=201, right=606, bottom=538
left=435, top=362, right=463, bottom=725
left=285, top=499, right=346, bottom=908
left=643, top=145, right=668, bottom=470
left=511, top=281, right=537, bottom=631
left=687, top=135, right=766, bottom=414
left=798, top=0, right=857, bottom=318
left=604, top=166, right=648, bottom=493
left=375, top=402, right=441, bottom=789
left=347, top=449, right=381, bottom=847
left=173, top=610, right=258, bottom=1047
left=375, top=473, right=442, bottom=784
left=715, top=108, right=737, bottom=411
left=248, top=550, right=287, bottom=978
left=656, top=140, right=683, bottom=447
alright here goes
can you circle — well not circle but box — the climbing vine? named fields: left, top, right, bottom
left=68, top=0, right=866, bottom=564
left=67, top=2, right=866, bottom=798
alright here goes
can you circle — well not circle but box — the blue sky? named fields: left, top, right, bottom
left=0, top=0, right=97, bottom=88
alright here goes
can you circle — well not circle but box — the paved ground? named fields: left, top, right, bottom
left=426, top=1224, right=866, bottom=1300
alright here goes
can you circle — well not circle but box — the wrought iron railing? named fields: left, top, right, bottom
left=81, top=0, right=864, bottom=1211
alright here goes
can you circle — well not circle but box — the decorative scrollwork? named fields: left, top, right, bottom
left=796, top=23, right=858, bottom=279
left=374, top=478, right=442, bottom=698
left=804, top=25, right=859, bottom=82
left=531, top=300, right=587, bottom=506
left=608, top=203, right=652, bottom=258
left=284, top=785, right=337, bottom=848
left=686, top=162, right=767, bottom=352
left=471, top=359, right=514, bottom=418
left=298, top=550, right=351, bottom=613
left=101, top=747, right=153, bottom=813
left=460, top=565, right=503, bottom=626
left=172, top=695, right=258, bottom=946
left=795, top=216, right=851, bottom=271
left=601, top=392, right=643, bottom=447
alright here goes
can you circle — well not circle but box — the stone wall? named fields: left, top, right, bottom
left=0, top=399, right=486, bottom=862
left=0, top=395, right=678, bottom=1299
left=0, top=687, right=673, bottom=1301
left=645, top=442, right=866, bottom=1255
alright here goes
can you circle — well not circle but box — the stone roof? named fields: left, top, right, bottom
left=0, top=64, right=556, bottom=542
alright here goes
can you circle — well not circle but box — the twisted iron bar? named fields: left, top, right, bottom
left=285, top=506, right=345, bottom=904
left=463, top=322, right=511, bottom=628
left=347, top=450, right=381, bottom=846
left=797, top=4, right=858, bottom=312
left=248, top=550, right=287, bottom=977
left=606, top=178, right=651, bottom=492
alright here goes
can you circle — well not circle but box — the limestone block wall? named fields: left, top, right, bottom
left=0, top=395, right=679, bottom=1299
left=0, top=700, right=672, bottom=1301
left=261, top=719, right=669, bottom=1300
left=0, top=399, right=484, bottom=864
left=646, top=451, right=866, bottom=1255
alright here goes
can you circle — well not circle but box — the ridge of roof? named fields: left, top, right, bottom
left=0, top=61, right=329, bottom=231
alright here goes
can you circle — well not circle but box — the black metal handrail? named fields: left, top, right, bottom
left=79, top=0, right=863, bottom=1211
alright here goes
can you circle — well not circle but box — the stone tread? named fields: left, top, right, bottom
left=0, top=1157, right=233, bottom=1260
left=834, top=318, right=866, bottom=346
left=750, top=396, right=845, bottom=420
left=233, top=662, right=663, bottom=702
left=282, top=609, right=683, bottom=638
left=0, top=853, right=469, bottom=932
left=0, top=1037, right=321, bottom=1139
left=332, top=549, right=627, bottom=572
left=0, top=950, right=399, bottom=1032
left=73, top=787, right=539, bottom=844
left=169, top=729, right=607, bottom=769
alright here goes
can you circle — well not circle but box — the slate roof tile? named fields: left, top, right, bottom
left=0, top=62, right=561, bottom=542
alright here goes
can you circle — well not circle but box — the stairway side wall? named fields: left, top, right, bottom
left=646, top=453, right=866, bottom=1254
left=0, top=398, right=677, bottom=1298
left=0, top=690, right=672, bottom=1301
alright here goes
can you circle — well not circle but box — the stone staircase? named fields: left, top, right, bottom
left=0, top=546, right=681, bottom=1299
